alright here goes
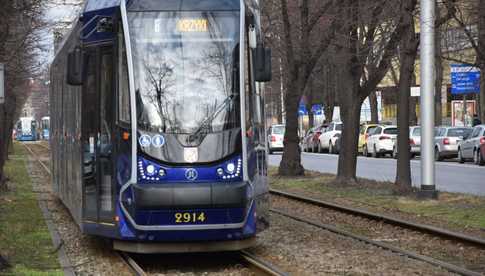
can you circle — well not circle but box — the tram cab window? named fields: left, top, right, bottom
left=244, top=16, right=264, bottom=146
left=118, top=32, right=131, bottom=124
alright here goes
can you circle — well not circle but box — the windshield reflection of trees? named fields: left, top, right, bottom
left=138, top=14, right=238, bottom=136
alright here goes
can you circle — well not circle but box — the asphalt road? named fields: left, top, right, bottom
left=269, top=152, right=485, bottom=196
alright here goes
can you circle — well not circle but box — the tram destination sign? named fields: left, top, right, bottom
left=451, top=64, right=480, bottom=95
left=0, top=63, right=4, bottom=104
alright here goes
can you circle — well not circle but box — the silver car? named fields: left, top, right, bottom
left=458, top=124, right=485, bottom=164
left=434, top=127, right=472, bottom=161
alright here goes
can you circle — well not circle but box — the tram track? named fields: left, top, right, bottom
left=270, top=189, right=485, bottom=247
left=123, top=250, right=289, bottom=276
left=270, top=189, right=485, bottom=276
left=23, top=142, right=289, bottom=275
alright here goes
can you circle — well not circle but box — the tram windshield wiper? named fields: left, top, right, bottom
left=186, top=93, right=238, bottom=144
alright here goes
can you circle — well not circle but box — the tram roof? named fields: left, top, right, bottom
left=83, top=0, right=241, bottom=13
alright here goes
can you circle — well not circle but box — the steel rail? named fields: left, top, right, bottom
left=118, top=252, right=147, bottom=276
left=271, top=208, right=483, bottom=276
left=23, top=143, right=51, bottom=175
left=240, top=250, right=289, bottom=276
left=270, top=189, right=485, bottom=247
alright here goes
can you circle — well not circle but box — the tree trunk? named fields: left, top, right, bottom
left=369, top=91, right=379, bottom=123
left=324, top=104, right=334, bottom=124
left=279, top=74, right=305, bottom=176
left=336, top=99, right=362, bottom=184
left=479, top=0, right=485, bottom=123
left=395, top=0, right=417, bottom=193
left=480, top=64, right=485, bottom=123
left=435, top=27, right=443, bottom=126
left=0, top=104, right=8, bottom=186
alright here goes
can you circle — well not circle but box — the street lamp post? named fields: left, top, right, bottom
left=419, top=0, right=438, bottom=198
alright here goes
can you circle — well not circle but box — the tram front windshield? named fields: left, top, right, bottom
left=128, top=11, right=240, bottom=137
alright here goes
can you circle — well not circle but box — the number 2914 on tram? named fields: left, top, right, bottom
left=50, top=0, right=272, bottom=253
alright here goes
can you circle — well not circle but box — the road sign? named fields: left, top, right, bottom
left=0, top=63, right=4, bottom=104
left=451, top=64, right=480, bottom=95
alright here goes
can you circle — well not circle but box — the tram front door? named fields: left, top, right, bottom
left=82, top=45, right=115, bottom=225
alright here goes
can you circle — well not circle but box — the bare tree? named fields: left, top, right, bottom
left=334, top=0, right=410, bottom=184
left=272, top=0, right=339, bottom=176
left=0, top=0, right=46, bottom=187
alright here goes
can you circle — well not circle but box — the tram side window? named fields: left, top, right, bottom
left=118, top=34, right=131, bottom=124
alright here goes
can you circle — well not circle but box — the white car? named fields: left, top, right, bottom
left=318, top=122, right=342, bottom=153
left=267, top=124, right=285, bottom=154
left=365, top=125, right=398, bottom=158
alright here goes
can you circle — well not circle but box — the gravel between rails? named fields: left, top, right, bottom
left=25, top=145, right=133, bottom=276
left=247, top=212, right=457, bottom=275
left=271, top=195, right=485, bottom=274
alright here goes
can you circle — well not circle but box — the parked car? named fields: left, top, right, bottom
left=365, top=125, right=398, bottom=158
left=478, top=142, right=485, bottom=166
left=392, top=126, right=421, bottom=159
left=318, top=122, right=343, bottom=153
left=457, top=124, right=485, bottom=164
left=267, top=124, right=285, bottom=154
left=358, top=124, right=379, bottom=154
left=434, top=127, right=472, bottom=161
left=334, top=133, right=342, bottom=154
left=301, top=125, right=327, bottom=152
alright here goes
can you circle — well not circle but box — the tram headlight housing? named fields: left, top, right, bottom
left=138, top=158, right=166, bottom=181
left=218, top=157, right=242, bottom=180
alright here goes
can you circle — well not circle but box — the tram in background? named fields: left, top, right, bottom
left=50, top=0, right=272, bottom=253
left=15, top=117, right=38, bottom=141
left=41, top=116, right=50, bottom=140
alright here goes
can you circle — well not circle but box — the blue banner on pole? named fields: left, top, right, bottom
left=311, top=104, right=323, bottom=115
left=451, top=64, right=480, bottom=95
left=298, top=104, right=308, bottom=116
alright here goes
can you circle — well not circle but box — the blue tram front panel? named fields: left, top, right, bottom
left=109, top=153, right=260, bottom=242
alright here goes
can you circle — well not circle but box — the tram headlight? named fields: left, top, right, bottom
left=159, top=169, right=166, bottom=177
left=226, top=163, right=236, bottom=174
left=217, top=168, right=224, bottom=176
left=146, top=165, right=156, bottom=176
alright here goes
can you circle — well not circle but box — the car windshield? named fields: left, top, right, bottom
left=384, top=128, right=398, bottom=135
left=448, top=128, right=472, bottom=137
left=412, top=127, right=421, bottom=136
left=273, top=126, right=285, bottom=135
left=366, top=126, right=377, bottom=134
left=128, top=11, right=240, bottom=134
left=335, top=124, right=343, bottom=131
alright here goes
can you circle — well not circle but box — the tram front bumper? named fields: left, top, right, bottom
left=131, top=181, right=249, bottom=210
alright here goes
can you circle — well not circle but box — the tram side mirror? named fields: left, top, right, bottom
left=67, top=47, right=83, bottom=86
left=253, top=44, right=272, bottom=82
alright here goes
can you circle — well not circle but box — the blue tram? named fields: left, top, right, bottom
left=41, top=116, right=50, bottom=140
left=50, top=0, right=272, bottom=253
left=15, top=117, right=38, bottom=141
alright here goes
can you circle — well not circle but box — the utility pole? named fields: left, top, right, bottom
left=419, top=0, right=438, bottom=198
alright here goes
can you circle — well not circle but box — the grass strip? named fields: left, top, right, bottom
left=0, top=143, right=62, bottom=275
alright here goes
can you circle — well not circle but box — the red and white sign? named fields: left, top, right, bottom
left=451, top=100, right=476, bottom=127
